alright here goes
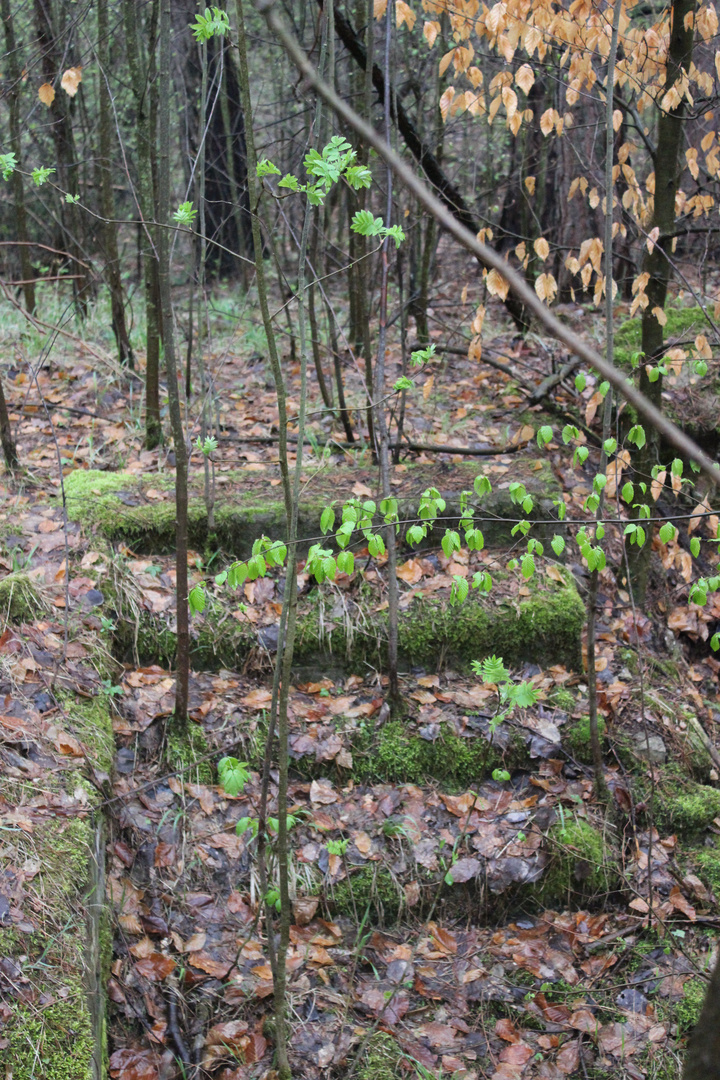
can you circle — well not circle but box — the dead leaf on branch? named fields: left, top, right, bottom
left=61, top=66, right=82, bottom=96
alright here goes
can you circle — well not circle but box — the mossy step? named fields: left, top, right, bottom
left=326, top=814, right=617, bottom=925
left=115, top=564, right=584, bottom=675
left=62, top=461, right=562, bottom=557
left=0, top=696, right=112, bottom=1080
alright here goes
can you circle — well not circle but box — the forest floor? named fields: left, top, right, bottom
left=2, top=242, right=720, bottom=1080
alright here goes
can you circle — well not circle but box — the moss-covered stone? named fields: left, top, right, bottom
left=566, top=716, right=606, bottom=764
left=166, top=721, right=212, bottom=784
left=346, top=720, right=527, bottom=787
left=0, top=570, right=44, bottom=621
left=538, top=816, right=616, bottom=905
left=62, top=462, right=564, bottom=558
left=655, top=778, right=720, bottom=836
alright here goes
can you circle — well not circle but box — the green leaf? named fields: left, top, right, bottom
left=473, top=474, right=492, bottom=498
left=694, top=359, right=709, bottom=377
left=521, top=553, right=535, bottom=580
left=337, top=550, right=354, bottom=575
left=384, top=224, right=405, bottom=248
left=574, top=373, right=586, bottom=392
left=214, top=570, right=227, bottom=586
left=691, top=536, right=701, bottom=558
left=257, top=158, right=281, bottom=177
left=671, top=458, right=684, bottom=478
left=368, top=534, right=385, bottom=557
left=574, top=446, right=589, bottom=466
left=603, top=437, right=617, bottom=456
left=31, top=166, right=55, bottom=186
left=0, top=152, right=17, bottom=181
left=472, top=570, right=492, bottom=592
left=628, top=424, right=646, bottom=450
left=466, top=527, right=484, bottom=551
left=351, top=209, right=385, bottom=237
left=278, top=173, right=300, bottom=191
left=450, top=575, right=469, bottom=605
left=218, top=757, right=251, bottom=796
left=406, top=524, right=425, bottom=545
left=191, top=5, right=230, bottom=40
left=320, top=505, right=335, bottom=534
left=173, top=200, right=197, bottom=225
left=513, top=681, right=539, bottom=708
left=481, top=655, right=509, bottom=684
left=394, top=376, right=413, bottom=391
left=658, top=522, right=676, bottom=544
left=188, top=584, right=206, bottom=614
left=236, top=816, right=259, bottom=838
left=441, top=530, right=460, bottom=559
left=227, top=561, right=248, bottom=589
left=344, top=164, right=372, bottom=189
left=711, top=633, right=720, bottom=651
left=492, top=768, right=511, bottom=783
left=410, top=344, right=437, bottom=366
left=621, top=481, right=634, bottom=503
left=562, top=424, right=579, bottom=444
left=551, top=534, right=565, bottom=556
left=537, top=425, right=553, bottom=448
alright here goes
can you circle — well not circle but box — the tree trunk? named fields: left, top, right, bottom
left=33, top=0, right=92, bottom=318
left=0, top=376, right=18, bottom=470
left=123, top=0, right=162, bottom=447
left=2, top=0, right=36, bottom=315
left=683, top=958, right=720, bottom=1080
left=628, top=0, right=695, bottom=603
left=97, top=0, right=133, bottom=366
left=157, top=0, right=189, bottom=734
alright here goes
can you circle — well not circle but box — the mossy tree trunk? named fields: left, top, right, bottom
left=627, top=0, right=695, bottom=603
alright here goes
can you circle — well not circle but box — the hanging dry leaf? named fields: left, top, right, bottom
left=38, top=83, right=56, bottom=106
left=61, top=66, right=82, bottom=97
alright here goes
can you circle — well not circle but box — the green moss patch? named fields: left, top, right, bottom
left=614, top=304, right=707, bottom=370
left=565, top=716, right=606, bottom=764
left=121, top=567, right=584, bottom=677
left=537, top=816, right=617, bottom=906
left=358, top=1032, right=404, bottom=1080
left=0, top=804, right=102, bottom=1080
left=0, top=571, right=45, bottom=622
left=655, top=777, right=720, bottom=836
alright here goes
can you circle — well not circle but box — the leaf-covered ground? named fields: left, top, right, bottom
left=2, top=250, right=720, bottom=1080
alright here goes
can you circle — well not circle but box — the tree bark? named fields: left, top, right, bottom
left=157, top=0, right=189, bottom=734
left=628, top=0, right=695, bottom=603
left=97, top=0, right=133, bottom=366
left=123, top=0, right=162, bottom=447
left=33, top=0, right=92, bottom=318
left=0, top=376, right=18, bottom=470
left=683, top=958, right=720, bottom=1080
left=2, top=0, right=36, bottom=315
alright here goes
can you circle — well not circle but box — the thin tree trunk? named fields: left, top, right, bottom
left=0, top=376, right=18, bottom=470
left=628, top=0, right=695, bottom=602
left=157, top=0, right=189, bottom=735
left=234, top=5, right=293, bottom=1075
left=376, top=0, right=399, bottom=705
left=2, top=0, right=36, bottom=315
left=97, top=0, right=133, bottom=366
left=33, top=0, right=91, bottom=319
left=124, top=0, right=162, bottom=447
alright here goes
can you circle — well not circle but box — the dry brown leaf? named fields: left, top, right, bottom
left=61, top=66, right=83, bottom=96
left=38, top=82, right=55, bottom=106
